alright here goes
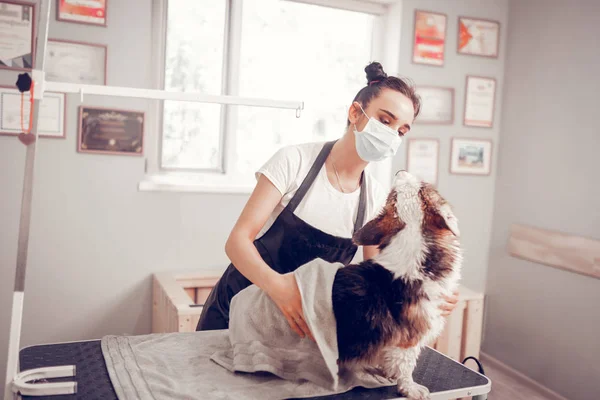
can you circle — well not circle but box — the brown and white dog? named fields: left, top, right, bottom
left=332, top=170, right=462, bottom=399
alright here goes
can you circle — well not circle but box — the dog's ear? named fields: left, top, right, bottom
left=353, top=193, right=405, bottom=246
left=435, top=204, right=460, bottom=237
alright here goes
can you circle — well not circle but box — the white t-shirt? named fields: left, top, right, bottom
left=255, top=141, right=388, bottom=240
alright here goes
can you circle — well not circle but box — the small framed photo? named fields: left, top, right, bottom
left=412, top=10, right=447, bottom=67
left=0, top=86, right=66, bottom=138
left=450, top=138, right=493, bottom=176
left=464, top=76, right=496, bottom=128
left=458, top=17, right=500, bottom=58
left=414, top=86, right=454, bottom=125
left=0, top=1, right=35, bottom=71
left=46, top=39, right=107, bottom=85
left=56, top=0, right=107, bottom=27
left=78, top=106, right=144, bottom=156
left=407, top=138, right=440, bottom=186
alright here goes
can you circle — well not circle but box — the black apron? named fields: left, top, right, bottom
left=196, top=140, right=368, bottom=331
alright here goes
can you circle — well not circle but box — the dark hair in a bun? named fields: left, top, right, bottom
left=349, top=61, right=421, bottom=123
left=365, top=62, right=388, bottom=84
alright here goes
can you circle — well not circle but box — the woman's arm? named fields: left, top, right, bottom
left=363, top=245, right=379, bottom=260
left=225, top=175, right=313, bottom=340
left=225, top=175, right=282, bottom=292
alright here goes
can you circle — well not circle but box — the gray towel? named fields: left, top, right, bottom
left=101, top=330, right=392, bottom=400
left=101, top=259, right=394, bottom=400
left=211, top=258, right=391, bottom=393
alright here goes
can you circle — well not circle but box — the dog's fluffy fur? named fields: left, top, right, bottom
left=332, top=171, right=462, bottom=400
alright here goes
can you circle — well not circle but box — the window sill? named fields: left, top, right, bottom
left=138, top=175, right=254, bottom=195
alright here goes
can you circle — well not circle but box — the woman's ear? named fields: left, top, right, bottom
left=347, top=101, right=361, bottom=126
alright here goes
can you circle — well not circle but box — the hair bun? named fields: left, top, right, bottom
left=365, top=61, right=388, bottom=84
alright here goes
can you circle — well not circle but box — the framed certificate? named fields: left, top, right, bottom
left=450, top=138, right=493, bottom=176
left=46, top=39, right=107, bottom=85
left=0, top=1, right=34, bottom=70
left=78, top=106, right=144, bottom=156
left=57, top=0, right=107, bottom=27
left=0, top=86, right=66, bottom=138
left=406, top=138, right=439, bottom=186
left=463, top=76, right=496, bottom=128
left=458, top=17, right=500, bottom=58
left=414, top=86, right=454, bottom=125
left=412, top=10, right=447, bottom=67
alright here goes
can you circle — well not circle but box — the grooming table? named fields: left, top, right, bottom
left=17, top=338, right=490, bottom=400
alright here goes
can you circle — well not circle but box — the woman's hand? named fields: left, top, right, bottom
left=265, top=273, right=314, bottom=341
left=439, top=289, right=460, bottom=317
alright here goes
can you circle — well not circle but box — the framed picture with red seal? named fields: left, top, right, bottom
left=412, top=10, right=447, bottom=67
left=56, top=0, right=107, bottom=27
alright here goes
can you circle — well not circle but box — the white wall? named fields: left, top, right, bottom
left=484, top=1, right=600, bottom=399
left=0, top=0, right=510, bottom=392
left=394, top=0, right=509, bottom=293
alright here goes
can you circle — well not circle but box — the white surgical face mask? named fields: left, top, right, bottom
left=353, top=104, right=403, bottom=162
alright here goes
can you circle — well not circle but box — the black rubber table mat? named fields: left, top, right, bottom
left=19, top=341, right=489, bottom=400
left=289, top=347, right=490, bottom=399
left=19, top=341, right=117, bottom=400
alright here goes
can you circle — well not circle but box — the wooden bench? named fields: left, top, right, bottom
left=152, top=270, right=222, bottom=333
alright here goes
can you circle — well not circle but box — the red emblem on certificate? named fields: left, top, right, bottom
left=57, top=0, right=107, bottom=27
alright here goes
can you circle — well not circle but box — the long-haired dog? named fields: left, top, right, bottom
left=332, top=170, right=462, bottom=399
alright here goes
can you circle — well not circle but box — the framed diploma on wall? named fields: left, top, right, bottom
left=406, top=138, right=440, bottom=186
left=463, top=76, right=496, bottom=128
left=412, top=10, right=447, bottom=66
left=0, top=86, right=66, bottom=138
left=0, top=1, right=35, bottom=70
left=78, top=106, right=144, bottom=156
left=414, top=86, right=454, bottom=125
left=450, top=138, right=493, bottom=176
left=46, top=39, right=107, bottom=85
left=458, top=17, right=500, bottom=58
left=57, top=0, right=107, bottom=27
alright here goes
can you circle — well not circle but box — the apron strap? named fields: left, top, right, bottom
left=285, top=140, right=369, bottom=234
left=285, top=140, right=336, bottom=213
left=353, top=174, right=367, bottom=234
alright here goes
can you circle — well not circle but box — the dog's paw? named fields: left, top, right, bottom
left=398, top=382, right=430, bottom=400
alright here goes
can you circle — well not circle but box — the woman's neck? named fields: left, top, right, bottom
left=329, top=131, right=368, bottom=178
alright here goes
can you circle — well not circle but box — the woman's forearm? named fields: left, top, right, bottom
left=225, top=231, right=280, bottom=294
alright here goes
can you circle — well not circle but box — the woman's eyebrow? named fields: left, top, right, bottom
left=379, top=109, right=398, bottom=120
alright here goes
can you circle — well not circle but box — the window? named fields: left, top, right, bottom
left=161, top=0, right=227, bottom=171
left=157, top=0, right=382, bottom=190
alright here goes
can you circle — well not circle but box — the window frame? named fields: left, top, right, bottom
left=141, top=0, right=397, bottom=194
left=153, top=0, right=233, bottom=174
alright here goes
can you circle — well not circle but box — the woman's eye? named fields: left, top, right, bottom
left=398, top=132, right=405, bottom=137
left=381, top=119, right=390, bottom=125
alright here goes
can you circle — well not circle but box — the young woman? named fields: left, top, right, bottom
left=197, top=62, right=459, bottom=337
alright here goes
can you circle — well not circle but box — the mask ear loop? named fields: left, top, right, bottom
left=356, top=102, right=370, bottom=119
left=352, top=102, right=372, bottom=135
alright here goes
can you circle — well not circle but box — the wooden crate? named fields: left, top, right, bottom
left=152, top=270, right=222, bottom=333
left=430, top=285, right=485, bottom=363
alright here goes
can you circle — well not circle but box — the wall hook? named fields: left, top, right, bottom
left=296, top=102, right=304, bottom=118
